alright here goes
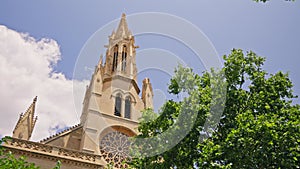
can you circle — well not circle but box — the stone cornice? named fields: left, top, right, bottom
left=113, top=75, right=140, bottom=94
left=89, top=108, right=139, bottom=125
left=3, top=138, right=104, bottom=168
left=103, top=75, right=141, bottom=94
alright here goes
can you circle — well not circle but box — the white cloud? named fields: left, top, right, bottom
left=0, top=25, right=88, bottom=141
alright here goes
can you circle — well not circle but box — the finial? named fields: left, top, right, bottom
left=115, top=12, right=131, bottom=39
left=99, top=54, right=103, bottom=65
left=143, top=78, right=150, bottom=84
left=33, top=96, right=37, bottom=103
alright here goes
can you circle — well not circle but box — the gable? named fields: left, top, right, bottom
left=40, top=124, right=83, bottom=151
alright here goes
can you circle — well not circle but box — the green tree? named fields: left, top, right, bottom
left=0, top=137, right=39, bottom=169
left=254, top=0, right=294, bottom=2
left=130, top=49, right=300, bottom=169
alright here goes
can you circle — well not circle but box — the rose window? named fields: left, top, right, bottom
left=100, top=131, right=131, bottom=168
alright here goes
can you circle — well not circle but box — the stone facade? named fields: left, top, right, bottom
left=3, top=13, right=154, bottom=169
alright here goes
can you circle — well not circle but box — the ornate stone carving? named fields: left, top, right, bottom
left=99, top=131, right=131, bottom=168
left=9, top=138, right=52, bottom=153
left=58, top=148, right=97, bottom=162
left=5, top=138, right=99, bottom=164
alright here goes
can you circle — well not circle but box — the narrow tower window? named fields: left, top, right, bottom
left=112, top=45, right=118, bottom=71
left=121, top=45, right=127, bottom=71
left=125, top=96, right=131, bottom=119
left=114, top=94, right=121, bottom=116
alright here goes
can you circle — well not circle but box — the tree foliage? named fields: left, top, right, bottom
left=0, top=137, right=39, bottom=169
left=130, top=49, right=300, bottom=169
left=254, top=0, right=294, bottom=2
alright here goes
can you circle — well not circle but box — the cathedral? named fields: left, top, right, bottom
left=3, top=13, right=154, bottom=169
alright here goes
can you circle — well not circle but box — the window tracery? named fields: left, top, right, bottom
left=121, top=45, right=127, bottom=71
left=114, top=94, right=121, bottom=116
left=125, top=96, right=131, bottom=119
left=112, top=45, right=118, bottom=71
left=99, top=131, right=131, bottom=168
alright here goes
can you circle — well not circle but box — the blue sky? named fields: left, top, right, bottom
left=0, top=1, right=299, bottom=139
left=1, top=1, right=299, bottom=86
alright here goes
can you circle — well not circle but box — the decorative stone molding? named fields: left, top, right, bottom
left=3, top=138, right=103, bottom=168
left=89, top=109, right=139, bottom=125
left=58, top=148, right=96, bottom=162
left=100, top=131, right=131, bottom=168
left=8, top=138, right=53, bottom=153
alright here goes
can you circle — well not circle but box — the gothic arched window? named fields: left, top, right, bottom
left=121, top=45, right=127, bottom=71
left=114, top=94, right=121, bottom=117
left=125, top=96, right=131, bottom=119
left=112, top=45, right=118, bottom=71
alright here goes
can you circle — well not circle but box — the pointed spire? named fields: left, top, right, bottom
left=142, top=78, right=154, bottom=109
left=13, top=96, right=38, bottom=140
left=115, top=13, right=132, bottom=39
left=99, top=54, right=103, bottom=66
left=110, top=30, right=116, bottom=39
left=95, top=54, right=104, bottom=73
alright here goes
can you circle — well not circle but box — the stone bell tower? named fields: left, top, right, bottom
left=79, top=13, right=153, bottom=167
left=6, top=13, right=154, bottom=169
